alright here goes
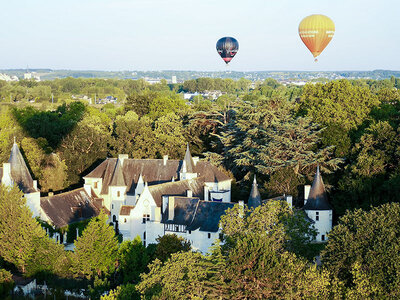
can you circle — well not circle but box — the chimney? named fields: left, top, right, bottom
left=163, top=155, right=168, bottom=166
left=2, top=163, right=12, bottom=186
left=286, top=195, right=293, bottom=209
left=155, top=207, right=161, bottom=222
left=168, top=196, right=175, bottom=221
left=186, top=189, right=193, bottom=198
left=33, top=180, right=38, bottom=191
left=304, top=185, right=311, bottom=205
left=84, top=184, right=91, bottom=195
left=118, top=154, right=129, bottom=166
left=193, top=157, right=199, bottom=166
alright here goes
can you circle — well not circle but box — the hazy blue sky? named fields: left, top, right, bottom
left=1, top=0, right=399, bottom=71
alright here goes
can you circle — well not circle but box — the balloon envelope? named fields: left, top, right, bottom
left=298, top=14, right=335, bottom=59
left=216, top=37, right=239, bottom=64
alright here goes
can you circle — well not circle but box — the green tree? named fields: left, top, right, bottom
left=59, top=107, right=112, bottom=184
left=101, top=284, right=140, bottom=300
left=153, top=113, right=186, bottom=159
left=220, top=201, right=317, bottom=259
left=0, top=269, right=14, bottom=297
left=118, top=237, right=149, bottom=284
left=72, top=212, right=119, bottom=280
left=137, top=251, right=225, bottom=300
left=321, top=202, right=400, bottom=298
left=0, top=184, right=65, bottom=275
left=112, top=111, right=157, bottom=159
left=299, top=79, right=380, bottom=131
left=154, top=234, right=191, bottom=263
left=217, top=98, right=341, bottom=192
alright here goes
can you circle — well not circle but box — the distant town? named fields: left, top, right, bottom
left=0, top=68, right=399, bottom=84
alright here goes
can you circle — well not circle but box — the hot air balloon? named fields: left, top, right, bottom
left=298, top=14, right=335, bottom=61
left=216, top=37, right=239, bottom=64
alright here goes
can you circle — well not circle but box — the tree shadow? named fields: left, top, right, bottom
left=12, top=102, right=86, bottom=152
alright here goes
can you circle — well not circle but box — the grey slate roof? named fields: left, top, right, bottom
left=85, top=157, right=230, bottom=196
left=40, top=188, right=103, bottom=228
left=109, top=159, right=126, bottom=187
left=248, top=175, right=261, bottom=209
left=8, top=143, right=37, bottom=193
left=162, top=197, right=234, bottom=232
left=148, top=177, right=205, bottom=207
left=303, top=166, right=332, bottom=211
left=162, top=197, right=200, bottom=225
left=186, top=201, right=234, bottom=232
left=183, top=143, right=195, bottom=173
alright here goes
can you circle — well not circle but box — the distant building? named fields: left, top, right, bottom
left=0, top=73, right=19, bottom=82
left=24, top=72, right=40, bottom=81
left=171, top=76, right=177, bottom=84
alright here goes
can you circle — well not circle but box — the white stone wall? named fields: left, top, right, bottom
left=109, top=186, right=127, bottom=221
left=25, top=192, right=41, bottom=218
left=305, top=209, right=332, bottom=242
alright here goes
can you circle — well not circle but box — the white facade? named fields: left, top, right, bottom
left=305, top=209, right=332, bottom=242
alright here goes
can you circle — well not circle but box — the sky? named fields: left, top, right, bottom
left=1, top=0, right=399, bottom=71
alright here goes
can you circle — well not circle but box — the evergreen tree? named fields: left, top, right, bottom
left=0, top=184, right=65, bottom=275
left=72, top=211, right=119, bottom=280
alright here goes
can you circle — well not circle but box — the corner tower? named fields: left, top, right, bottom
left=303, top=166, right=332, bottom=242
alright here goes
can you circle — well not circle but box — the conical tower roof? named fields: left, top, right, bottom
left=183, top=143, right=195, bottom=173
left=248, top=175, right=261, bottom=209
left=8, top=141, right=36, bottom=193
left=303, top=166, right=332, bottom=210
left=109, top=158, right=126, bottom=187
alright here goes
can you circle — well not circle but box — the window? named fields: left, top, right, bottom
left=143, top=231, right=146, bottom=240
left=316, top=211, right=319, bottom=221
left=142, top=214, right=150, bottom=224
left=143, top=241, right=146, bottom=247
left=124, top=218, right=127, bottom=223
left=321, top=235, right=325, bottom=241
left=219, top=233, right=223, bottom=240
left=94, top=182, right=98, bottom=189
left=112, top=204, right=114, bottom=209
left=117, top=191, right=120, bottom=197
left=329, top=212, right=333, bottom=221
left=208, top=233, right=211, bottom=239
left=188, top=230, right=191, bottom=234
left=175, top=225, right=179, bottom=231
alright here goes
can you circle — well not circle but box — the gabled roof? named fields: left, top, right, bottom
left=85, top=157, right=230, bottom=196
left=8, top=142, right=36, bottom=193
left=248, top=175, right=261, bottom=209
left=148, top=177, right=205, bottom=207
left=162, top=197, right=234, bottom=233
left=303, top=166, right=332, bottom=211
left=120, top=205, right=135, bottom=216
left=40, top=188, right=103, bottom=228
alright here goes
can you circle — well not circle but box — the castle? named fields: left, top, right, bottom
left=0, top=140, right=332, bottom=251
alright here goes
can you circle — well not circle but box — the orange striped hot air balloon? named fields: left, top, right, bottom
left=298, top=14, right=335, bottom=61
